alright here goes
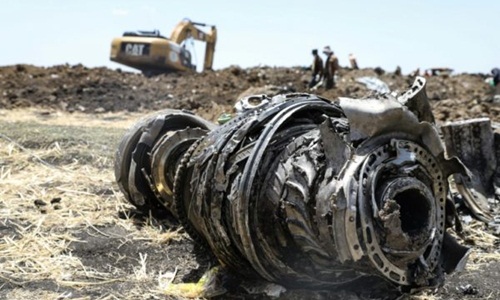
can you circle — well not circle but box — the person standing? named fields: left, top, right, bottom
left=323, top=46, right=339, bottom=89
left=491, top=68, right=500, bottom=101
left=349, top=53, right=359, bottom=69
left=492, top=68, right=500, bottom=87
left=308, top=49, right=324, bottom=88
left=394, top=66, right=402, bottom=76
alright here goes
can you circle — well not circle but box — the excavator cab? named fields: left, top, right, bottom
left=179, top=43, right=195, bottom=70
left=110, top=19, right=216, bottom=76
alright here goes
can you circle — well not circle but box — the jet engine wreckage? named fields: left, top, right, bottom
left=114, top=77, right=495, bottom=294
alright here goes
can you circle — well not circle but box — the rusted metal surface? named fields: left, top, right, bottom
left=115, top=78, right=478, bottom=292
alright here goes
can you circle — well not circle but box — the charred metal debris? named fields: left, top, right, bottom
left=114, top=77, right=495, bottom=292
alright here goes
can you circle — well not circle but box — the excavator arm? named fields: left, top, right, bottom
left=170, top=19, right=217, bottom=71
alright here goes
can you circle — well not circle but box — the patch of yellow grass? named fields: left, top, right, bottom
left=455, top=219, right=500, bottom=272
left=0, top=113, right=186, bottom=299
left=464, top=220, right=499, bottom=248
left=409, top=293, right=441, bottom=300
left=5, top=289, right=83, bottom=300
left=0, top=220, right=111, bottom=284
left=0, top=140, right=123, bottom=229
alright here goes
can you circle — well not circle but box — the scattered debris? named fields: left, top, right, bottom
left=459, top=284, right=479, bottom=295
left=355, top=76, right=390, bottom=93
left=50, top=197, right=62, bottom=204
left=34, top=199, right=47, bottom=207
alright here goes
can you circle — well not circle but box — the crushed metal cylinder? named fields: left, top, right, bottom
left=115, top=77, right=475, bottom=291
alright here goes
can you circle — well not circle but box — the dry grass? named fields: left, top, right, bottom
left=0, top=110, right=186, bottom=299
left=464, top=220, right=499, bottom=248
left=456, top=220, right=500, bottom=272
left=0, top=223, right=112, bottom=285
left=409, top=292, right=441, bottom=300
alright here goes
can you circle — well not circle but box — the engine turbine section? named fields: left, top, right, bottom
left=114, top=78, right=471, bottom=292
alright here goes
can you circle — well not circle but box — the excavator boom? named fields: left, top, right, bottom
left=169, top=19, right=217, bottom=71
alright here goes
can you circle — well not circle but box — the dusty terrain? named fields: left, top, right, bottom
left=1, top=64, right=498, bottom=123
left=0, top=65, right=499, bottom=300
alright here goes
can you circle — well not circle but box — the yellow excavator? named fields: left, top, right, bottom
left=110, top=19, right=217, bottom=76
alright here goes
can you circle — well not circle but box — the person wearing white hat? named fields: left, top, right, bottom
left=322, top=46, right=339, bottom=89
left=349, top=53, right=359, bottom=69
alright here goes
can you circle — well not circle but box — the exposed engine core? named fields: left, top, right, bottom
left=115, top=78, right=473, bottom=291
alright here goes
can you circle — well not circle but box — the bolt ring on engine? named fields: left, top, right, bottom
left=356, top=139, right=447, bottom=285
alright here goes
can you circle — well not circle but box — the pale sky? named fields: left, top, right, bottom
left=0, top=0, right=497, bottom=74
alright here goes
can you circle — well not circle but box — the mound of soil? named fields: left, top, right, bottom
left=1, top=64, right=499, bottom=123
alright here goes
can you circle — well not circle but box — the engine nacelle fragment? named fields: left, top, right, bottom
left=115, top=78, right=472, bottom=292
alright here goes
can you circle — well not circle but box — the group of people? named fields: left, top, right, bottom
left=308, top=46, right=339, bottom=90
left=308, top=46, right=359, bottom=90
left=308, top=51, right=500, bottom=94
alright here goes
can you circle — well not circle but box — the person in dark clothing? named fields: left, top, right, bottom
left=323, top=46, right=339, bottom=89
left=308, top=49, right=324, bottom=88
left=492, top=68, right=500, bottom=86
left=394, top=66, right=402, bottom=76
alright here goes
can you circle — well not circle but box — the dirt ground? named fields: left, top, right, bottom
left=1, top=64, right=499, bottom=123
left=0, top=65, right=499, bottom=299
